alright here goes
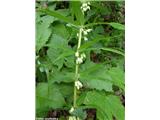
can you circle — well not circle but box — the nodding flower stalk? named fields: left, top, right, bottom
left=73, top=27, right=83, bottom=108
left=69, top=2, right=92, bottom=119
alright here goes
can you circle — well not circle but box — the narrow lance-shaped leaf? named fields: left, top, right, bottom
left=38, top=8, right=78, bottom=26
left=80, top=47, right=125, bottom=56
left=108, top=22, right=125, bottom=30
left=85, top=22, right=125, bottom=30
left=70, top=1, right=85, bottom=25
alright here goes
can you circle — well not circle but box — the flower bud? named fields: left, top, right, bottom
left=75, top=51, right=79, bottom=57
left=69, top=107, right=74, bottom=113
left=84, top=37, right=88, bottom=41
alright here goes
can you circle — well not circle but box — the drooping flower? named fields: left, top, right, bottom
left=86, top=29, right=92, bottom=32
left=76, top=57, right=83, bottom=64
left=81, top=2, right=91, bottom=13
left=81, top=28, right=92, bottom=35
left=75, top=80, right=83, bottom=90
left=84, top=37, right=88, bottom=41
left=80, top=53, right=86, bottom=59
left=69, top=107, right=74, bottom=113
left=75, top=51, right=79, bottom=57
left=80, top=28, right=92, bottom=41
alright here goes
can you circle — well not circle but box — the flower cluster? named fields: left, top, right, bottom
left=77, top=28, right=92, bottom=41
left=81, top=2, right=91, bottom=13
left=75, top=80, right=83, bottom=90
left=82, top=28, right=92, bottom=41
left=75, top=52, right=86, bottom=64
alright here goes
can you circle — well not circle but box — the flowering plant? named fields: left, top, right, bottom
left=36, top=1, right=125, bottom=120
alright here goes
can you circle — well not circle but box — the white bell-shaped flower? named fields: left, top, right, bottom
left=81, top=2, right=91, bottom=13
left=84, top=37, right=88, bottom=41
left=76, top=57, right=83, bottom=64
left=69, top=107, right=74, bottom=113
left=80, top=53, right=86, bottom=59
left=75, top=51, right=79, bottom=57
left=86, top=29, right=92, bottom=32
left=75, top=80, right=83, bottom=90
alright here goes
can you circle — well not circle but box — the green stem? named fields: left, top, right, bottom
left=77, top=28, right=82, bottom=49
left=73, top=27, right=83, bottom=108
left=73, top=64, right=79, bottom=108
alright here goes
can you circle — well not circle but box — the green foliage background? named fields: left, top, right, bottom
left=36, top=1, right=125, bottom=120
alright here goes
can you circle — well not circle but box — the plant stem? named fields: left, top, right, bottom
left=73, top=27, right=82, bottom=108
left=73, top=64, right=79, bottom=108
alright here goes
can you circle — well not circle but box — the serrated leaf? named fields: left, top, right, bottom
left=49, top=70, right=75, bottom=83
left=36, top=25, right=51, bottom=52
left=80, top=91, right=124, bottom=120
left=47, top=47, right=64, bottom=70
left=81, top=78, right=113, bottom=92
left=47, top=34, right=69, bottom=70
left=80, top=62, right=113, bottom=92
left=108, top=67, right=125, bottom=91
left=36, top=15, right=55, bottom=52
left=64, top=55, right=75, bottom=68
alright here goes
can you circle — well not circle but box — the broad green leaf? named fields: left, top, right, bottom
left=47, top=47, right=64, bottom=70
left=46, top=34, right=75, bottom=66
left=58, top=83, right=74, bottom=98
left=80, top=62, right=113, bottom=92
left=36, top=83, right=65, bottom=117
left=52, top=23, right=70, bottom=39
left=80, top=62, right=105, bottom=75
left=57, top=83, right=74, bottom=105
left=49, top=70, right=75, bottom=83
left=47, top=34, right=71, bottom=70
left=80, top=91, right=124, bottom=120
left=80, top=63, right=124, bottom=91
left=64, top=55, right=75, bottom=68
left=36, top=15, right=55, bottom=52
left=81, top=77, right=113, bottom=92
left=108, top=67, right=125, bottom=91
